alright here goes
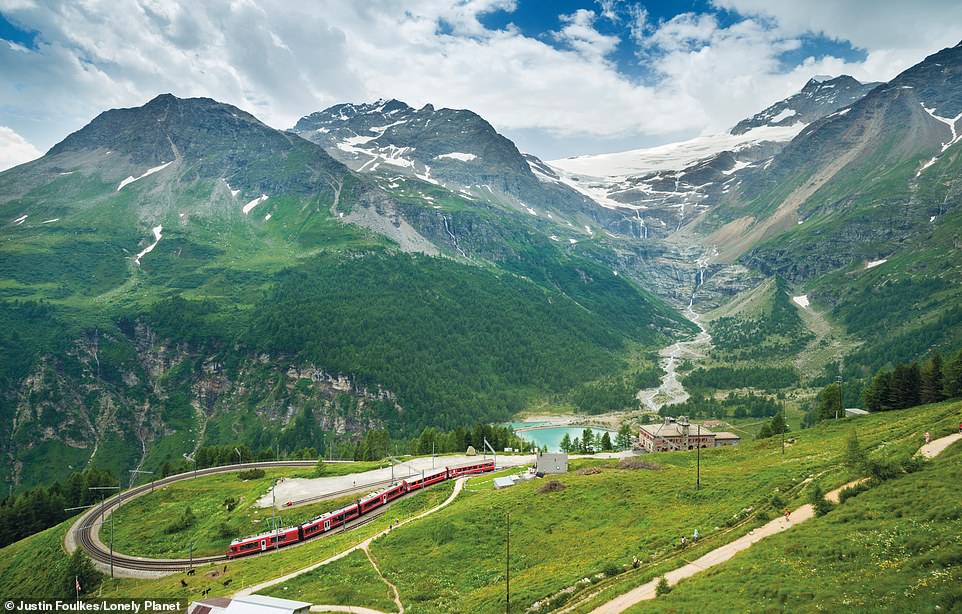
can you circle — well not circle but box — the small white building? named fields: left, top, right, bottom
left=535, top=451, right=568, bottom=474
left=227, top=596, right=311, bottom=614
left=191, top=595, right=312, bottom=614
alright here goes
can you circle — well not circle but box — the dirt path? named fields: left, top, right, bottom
left=918, top=432, right=962, bottom=458
left=235, top=477, right=467, bottom=604
left=589, top=432, right=961, bottom=613
left=364, top=549, right=403, bottom=614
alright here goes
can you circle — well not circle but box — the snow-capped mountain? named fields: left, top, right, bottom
left=292, top=99, right=628, bottom=234
left=731, top=75, right=880, bottom=134
left=546, top=76, right=879, bottom=237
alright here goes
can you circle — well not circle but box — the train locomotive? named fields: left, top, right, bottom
left=227, top=459, right=494, bottom=559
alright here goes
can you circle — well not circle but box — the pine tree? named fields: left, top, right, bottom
left=64, top=549, right=102, bottom=596
left=943, top=349, right=962, bottom=399
left=600, top=432, right=613, bottom=451
left=582, top=429, right=595, bottom=454
left=920, top=352, right=945, bottom=405
left=615, top=423, right=632, bottom=450
left=815, top=383, right=842, bottom=420
left=560, top=433, right=572, bottom=453
left=844, top=431, right=868, bottom=472
left=863, top=370, right=892, bottom=412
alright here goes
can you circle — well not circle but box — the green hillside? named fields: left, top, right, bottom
left=630, top=440, right=962, bottom=613
left=0, top=95, right=692, bottom=492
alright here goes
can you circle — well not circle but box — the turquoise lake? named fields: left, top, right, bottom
left=516, top=426, right=617, bottom=452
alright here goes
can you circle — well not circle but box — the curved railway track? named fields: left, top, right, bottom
left=67, top=460, right=398, bottom=575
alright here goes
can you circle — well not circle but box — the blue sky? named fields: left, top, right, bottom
left=0, top=0, right=960, bottom=169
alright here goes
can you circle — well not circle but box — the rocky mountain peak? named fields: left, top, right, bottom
left=731, top=75, right=879, bottom=135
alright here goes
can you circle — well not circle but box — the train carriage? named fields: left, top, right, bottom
left=227, top=525, right=301, bottom=559
left=358, top=481, right=406, bottom=514
left=302, top=502, right=360, bottom=538
left=226, top=458, right=496, bottom=559
left=447, top=459, right=495, bottom=477
left=404, top=468, right=447, bottom=492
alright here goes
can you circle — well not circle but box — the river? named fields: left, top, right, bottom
left=636, top=267, right=714, bottom=412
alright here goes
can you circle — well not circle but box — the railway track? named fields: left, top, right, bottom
left=68, top=460, right=429, bottom=575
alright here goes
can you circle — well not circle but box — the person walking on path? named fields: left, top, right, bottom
left=693, top=529, right=699, bottom=542
left=925, top=432, right=932, bottom=444
left=681, top=536, right=687, bottom=547
left=784, top=508, right=790, bottom=522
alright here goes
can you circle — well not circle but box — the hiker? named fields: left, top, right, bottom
left=632, top=556, right=639, bottom=569
left=681, top=535, right=687, bottom=546
left=784, top=508, right=790, bottom=522
left=925, top=432, right=931, bottom=444
left=693, top=528, right=699, bottom=542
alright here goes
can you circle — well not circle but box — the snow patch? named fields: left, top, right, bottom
left=548, top=123, right=806, bottom=179
left=930, top=215, right=937, bottom=223
left=12, top=214, right=28, bottom=225
left=768, top=108, right=797, bottom=123
left=865, top=258, right=887, bottom=269
left=436, top=152, right=477, bottom=162
left=134, top=226, right=162, bottom=265
left=549, top=235, right=559, bottom=242
left=569, top=238, right=578, bottom=244
left=42, top=218, right=59, bottom=224
left=722, top=160, right=752, bottom=175
left=223, top=179, right=241, bottom=198
left=264, top=213, right=272, bottom=221
left=117, top=161, right=172, bottom=191
left=525, top=206, right=537, bottom=216
left=792, top=295, right=810, bottom=308
left=243, top=194, right=269, bottom=215
left=917, top=104, right=962, bottom=176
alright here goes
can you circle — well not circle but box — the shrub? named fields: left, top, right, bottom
left=656, top=576, right=671, bottom=596
left=218, top=521, right=237, bottom=539
left=603, top=562, right=623, bottom=577
left=577, top=467, right=603, bottom=475
left=223, top=497, right=238, bottom=512
left=837, top=482, right=872, bottom=504
left=770, top=492, right=786, bottom=510
left=165, top=506, right=196, bottom=534
left=808, top=483, right=834, bottom=517
left=756, top=509, right=771, bottom=523
left=237, top=468, right=266, bottom=480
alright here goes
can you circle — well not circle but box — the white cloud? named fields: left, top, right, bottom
left=552, top=9, right=620, bottom=61
left=0, top=126, right=42, bottom=171
left=0, top=0, right=959, bottom=159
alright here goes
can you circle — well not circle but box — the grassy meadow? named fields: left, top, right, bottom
left=368, top=400, right=960, bottom=613
left=628, top=440, right=962, bottom=613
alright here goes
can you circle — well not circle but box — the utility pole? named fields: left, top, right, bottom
left=483, top=438, right=497, bottom=469
left=188, top=540, right=195, bottom=571
left=432, top=441, right=435, bottom=469
left=185, top=452, right=196, bottom=478
left=696, top=423, right=701, bottom=490
left=272, top=479, right=279, bottom=551
left=505, top=511, right=510, bottom=614
left=89, top=485, right=120, bottom=578
left=837, top=374, right=844, bottom=418
left=129, top=469, right=154, bottom=492
left=781, top=402, right=786, bottom=455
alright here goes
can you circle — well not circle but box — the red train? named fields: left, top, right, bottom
left=227, top=459, right=494, bottom=559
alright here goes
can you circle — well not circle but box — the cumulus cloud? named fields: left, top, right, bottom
left=0, top=0, right=959, bottom=159
left=0, top=126, right=42, bottom=171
